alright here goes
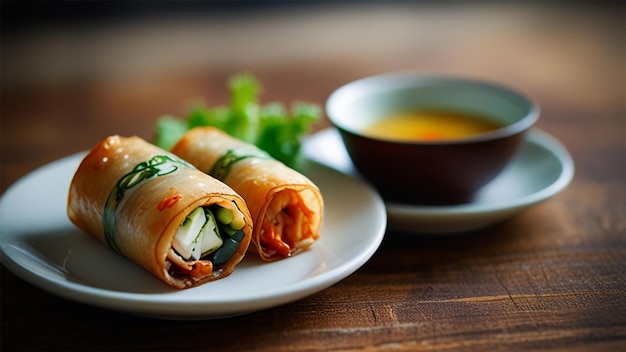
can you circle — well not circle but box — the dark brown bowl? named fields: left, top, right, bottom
left=326, top=73, right=539, bottom=205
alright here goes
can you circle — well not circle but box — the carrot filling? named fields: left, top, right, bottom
left=259, top=190, right=315, bottom=259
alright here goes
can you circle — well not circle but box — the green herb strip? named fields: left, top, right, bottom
left=103, top=155, right=191, bottom=255
left=209, top=147, right=269, bottom=181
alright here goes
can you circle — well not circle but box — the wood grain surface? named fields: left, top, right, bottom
left=1, top=2, right=624, bottom=351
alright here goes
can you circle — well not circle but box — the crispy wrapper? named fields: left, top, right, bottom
left=171, top=127, right=323, bottom=262
left=67, top=135, right=252, bottom=289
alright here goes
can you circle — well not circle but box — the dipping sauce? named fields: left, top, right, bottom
left=362, top=110, right=502, bottom=142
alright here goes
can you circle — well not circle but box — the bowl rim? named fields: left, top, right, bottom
left=325, top=72, right=540, bottom=146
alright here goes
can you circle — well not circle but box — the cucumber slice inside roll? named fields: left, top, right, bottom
left=173, top=205, right=244, bottom=262
left=197, top=211, right=222, bottom=259
left=215, top=206, right=245, bottom=230
left=172, top=207, right=209, bottom=260
left=173, top=207, right=223, bottom=261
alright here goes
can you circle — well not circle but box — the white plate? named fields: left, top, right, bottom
left=0, top=153, right=386, bottom=319
left=304, top=128, right=574, bottom=234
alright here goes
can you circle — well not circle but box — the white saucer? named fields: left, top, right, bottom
left=303, top=128, right=574, bottom=234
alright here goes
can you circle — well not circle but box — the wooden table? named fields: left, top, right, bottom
left=1, top=2, right=624, bottom=351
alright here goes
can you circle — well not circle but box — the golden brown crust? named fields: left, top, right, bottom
left=67, top=135, right=252, bottom=289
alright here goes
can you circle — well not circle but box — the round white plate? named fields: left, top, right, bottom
left=0, top=153, right=386, bottom=319
left=304, top=128, right=574, bottom=234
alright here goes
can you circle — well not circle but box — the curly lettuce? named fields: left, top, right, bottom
left=155, top=73, right=320, bottom=169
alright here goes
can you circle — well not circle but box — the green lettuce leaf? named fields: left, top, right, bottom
left=154, top=73, right=320, bottom=169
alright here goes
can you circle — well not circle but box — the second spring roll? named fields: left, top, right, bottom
left=171, top=127, right=323, bottom=261
left=67, top=135, right=252, bottom=289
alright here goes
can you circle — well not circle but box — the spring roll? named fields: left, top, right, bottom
left=67, top=135, right=252, bottom=289
left=171, top=127, right=323, bottom=262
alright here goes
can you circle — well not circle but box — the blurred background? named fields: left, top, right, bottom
left=1, top=0, right=624, bottom=192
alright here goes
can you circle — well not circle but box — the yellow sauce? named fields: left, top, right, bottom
left=362, top=110, right=502, bottom=142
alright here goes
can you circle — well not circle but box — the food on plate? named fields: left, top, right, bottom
left=155, top=72, right=321, bottom=169
left=171, top=126, right=323, bottom=262
left=67, top=135, right=252, bottom=289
